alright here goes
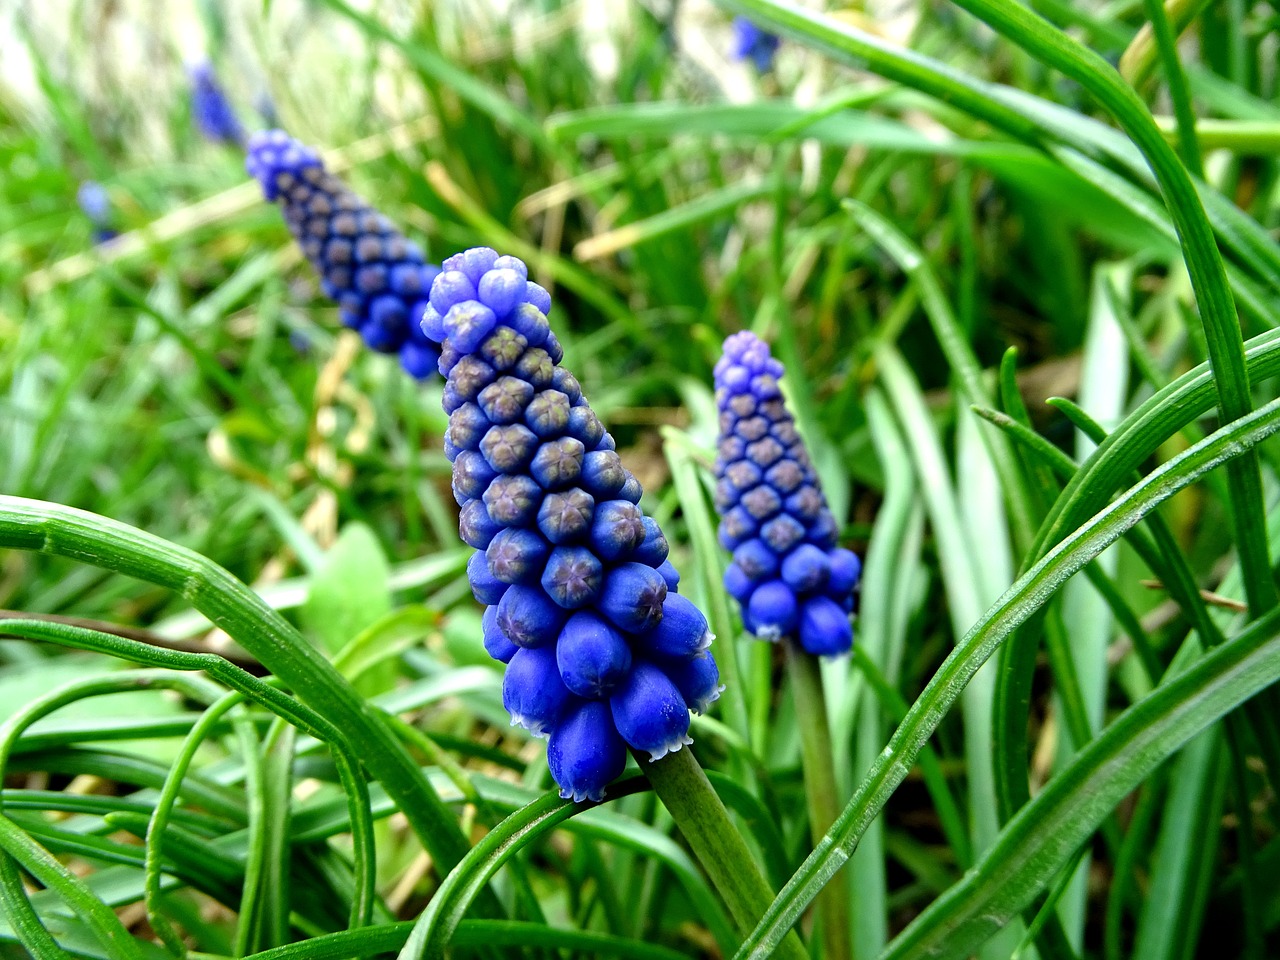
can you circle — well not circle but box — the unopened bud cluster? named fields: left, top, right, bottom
left=247, top=131, right=442, bottom=379
left=713, top=332, right=860, bottom=656
left=434, top=248, right=722, bottom=802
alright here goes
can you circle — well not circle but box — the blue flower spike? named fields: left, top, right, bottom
left=77, top=181, right=117, bottom=245
left=713, top=332, right=861, bottom=657
left=246, top=130, right=443, bottom=380
left=731, top=17, right=781, bottom=73
left=189, top=62, right=245, bottom=147
left=441, top=247, right=723, bottom=802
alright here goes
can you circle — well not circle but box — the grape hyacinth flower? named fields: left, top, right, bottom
left=246, top=130, right=443, bottom=379
left=713, top=332, right=860, bottom=656
left=189, top=62, right=245, bottom=147
left=435, top=247, right=722, bottom=802
left=731, top=17, right=781, bottom=73
left=76, top=181, right=117, bottom=244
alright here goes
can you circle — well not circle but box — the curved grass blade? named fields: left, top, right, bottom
left=0, top=497, right=472, bottom=881
left=397, top=778, right=649, bottom=959
left=880, top=606, right=1280, bottom=960
left=732, top=395, right=1280, bottom=958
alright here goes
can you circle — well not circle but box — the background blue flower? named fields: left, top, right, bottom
left=247, top=130, right=443, bottom=379
left=713, top=332, right=860, bottom=656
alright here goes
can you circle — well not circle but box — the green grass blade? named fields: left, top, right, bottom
left=732, top=394, right=1280, bottom=958
left=880, top=609, right=1280, bottom=960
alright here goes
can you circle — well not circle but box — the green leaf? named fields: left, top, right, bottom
left=301, top=522, right=392, bottom=657
left=732, top=393, right=1280, bottom=958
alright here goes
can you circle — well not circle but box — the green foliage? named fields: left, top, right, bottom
left=4, top=1, right=1280, bottom=958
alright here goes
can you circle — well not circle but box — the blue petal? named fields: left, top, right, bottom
left=556, top=611, right=632, bottom=698
left=503, top=646, right=571, bottom=737
left=610, top=662, right=692, bottom=761
left=547, top=699, right=627, bottom=803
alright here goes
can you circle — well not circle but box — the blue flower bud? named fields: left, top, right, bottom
left=530, top=437, right=586, bottom=490
left=580, top=450, right=627, bottom=498
left=610, top=662, right=692, bottom=761
left=556, top=612, right=632, bottom=698
left=618, top=474, right=644, bottom=504
left=656, top=560, right=681, bottom=593
left=510, top=304, right=551, bottom=348
left=444, top=247, right=498, bottom=284
left=486, top=528, right=550, bottom=584
left=480, top=424, right=539, bottom=473
left=827, top=548, right=862, bottom=596
left=798, top=596, right=853, bottom=657
left=430, top=270, right=478, bottom=315
left=713, top=333, right=860, bottom=656
left=459, top=498, right=503, bottom=549
left=524, top=281, right=553, bottom=315
left=497, top=583, right=567, bottom=648
left=746, top=579, right=797, bottom=641
left=598, top=563, right=667, bottom=633
left=547, top=699, right=627, bottom=803
left=479, top=376, right=536, bottom=425
left=246, top=130, right=442, bottom=379
left=524, top=389, right=571, bottom=438
left=541, top=546, right=603, bottom=608
left=663, top=653, right=723, bottom=715
left=503, top=646, right=571, bottom=737
left=639, top=594, right=712, bottom=659
left=478, top=268, right=527, bottom=319
left=447, top=403, right=491, bottom=452
left=482, top=474, right=542, bottom=526
left=631, top=517, right=669, bottom=567
left=589, top=500, right=645, bottom=560
left=468, top=550, right=509, bottom=605
left=452, top=450, right=498, bottom=504
left=482, top=605, right=518, bottom=663
left=537, top=488, right=595, bottom=544
left=781, top=543, right=830, bottom=593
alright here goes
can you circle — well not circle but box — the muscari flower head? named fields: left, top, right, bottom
left=76, top=181, right=117, bottom=244
left=433, top=247, right=723, bottom=802
left=246, top=130, right=442, bottom=379
left=189, top=62, right=245, bottom=147
left=731, top=17, right=781, bottom=73
left=713, top=332, right=861, bottom=657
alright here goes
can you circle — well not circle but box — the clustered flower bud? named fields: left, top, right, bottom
left=713, top=332, right=860, bottom=656
left=437, top=247, right=722, bottom=802
left=246, top=130, right=442, bottom=379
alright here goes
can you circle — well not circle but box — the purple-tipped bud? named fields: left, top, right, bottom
left=556, top=612, right=633, bottom=698
left=524, top=281, right=553, bottom=315
left=453, top=451, right=498, bottom=505
left=712, top=333, right=860, bottom=655
left=486, top=528, right=550, bottom=584
left=610, top=662, right=692, bottom=761
left=530, top=437, right=586, bottom=489
left=598, top=563, right=667, bottom=633
left=542, top=546, right=604, bottom=608
left=639, top=594, right=712, bottom=659
left=480, top=424, right=539, bottom=473
left=547, top=700, right=628, bottom=802
left=482, top=474, right=542, bottom=526
left=537, top=488, right=595, bottom=545
left=468, top=551, right=510, bottom=605
left=459, top=499, right=503, bottom=549
left=246, top=130, right=442, bottom=378
left=503, top=646, right=571, bottom=737
left=444, top=301, right=499, bottom=354
left=497, top=583, right=568, bottom=649
left=589, top=501, right=646, bottom=560
left=482, top=605, right=519, bottom=663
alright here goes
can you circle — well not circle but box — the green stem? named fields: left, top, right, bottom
left=1141, top=0, right=1202, bottom=177
left=786, top=647, right=852, bottom=960
left=642, top=748, right=810, bottom=960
